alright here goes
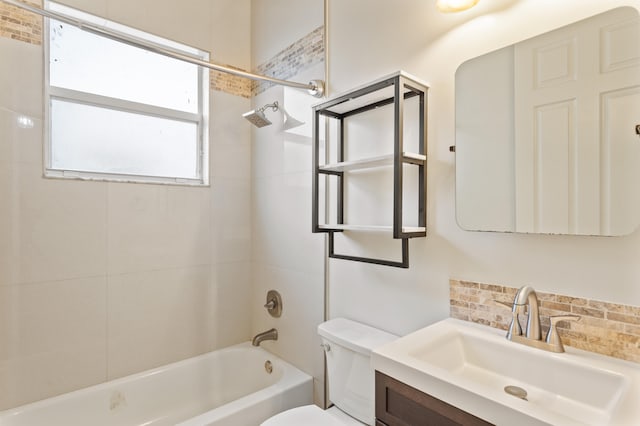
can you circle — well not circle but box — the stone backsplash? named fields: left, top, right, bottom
left=450, top=279, right=640, bottom=363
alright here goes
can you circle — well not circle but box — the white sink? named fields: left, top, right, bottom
left=372, top=319, right=640, bottom=426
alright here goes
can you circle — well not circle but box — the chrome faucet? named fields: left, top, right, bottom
left=252, top=328, right=278, bottom=346
left=503, top=286, right=579, bottom=353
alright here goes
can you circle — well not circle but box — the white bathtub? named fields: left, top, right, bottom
left=0, top=342, right=312, bottom=426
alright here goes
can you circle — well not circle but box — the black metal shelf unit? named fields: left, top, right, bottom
left=312, top=71, right=428, bottom=268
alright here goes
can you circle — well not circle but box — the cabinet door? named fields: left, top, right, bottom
left=375, top=372, right=493, bottom=426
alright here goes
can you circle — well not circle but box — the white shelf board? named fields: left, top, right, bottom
left=318, top=224, right=426, bottom=233
left=319, top=152, right=425, bottom=173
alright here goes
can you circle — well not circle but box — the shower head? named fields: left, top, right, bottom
left=242, top=101, right=304, bottom=130
left=242, top=108, right=272, bottom=128
left=243, top=102, right=279, bottom=128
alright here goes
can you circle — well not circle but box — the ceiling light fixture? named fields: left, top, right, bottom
left=436, top=0, right=479, bottom=13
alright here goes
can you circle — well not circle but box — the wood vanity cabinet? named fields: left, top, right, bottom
left=375, top=371, right=494, bottom=426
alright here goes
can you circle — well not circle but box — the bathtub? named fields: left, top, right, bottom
left=0, top=342, right=313, bottom=426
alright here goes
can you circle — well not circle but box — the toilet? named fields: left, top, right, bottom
left=261, top=318, right=397, bottom=426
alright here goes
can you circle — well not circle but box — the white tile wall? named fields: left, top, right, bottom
left=211, top=177, right=251, bottom=263
left=107, top=183, right=211, bottom=275
left=0, top=110, right=43, bottom=167
left=16, top=166, right=108, bottom=285
left=210, top=261, right=252, bottom=348
left=0, top=277, right=108, bottom=410
left=0, top=38, right=42, bottom=118
left=252, top=172, right=323, bottom=275
left=106, top=266, right=212, bottom=379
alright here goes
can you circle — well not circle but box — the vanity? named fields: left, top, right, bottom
left=375, top=371, right=491, bottom=426
left=372, top=318, right=640, bottom=426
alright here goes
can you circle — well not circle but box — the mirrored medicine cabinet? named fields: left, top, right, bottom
left=454, top=7, right=640, bottom=236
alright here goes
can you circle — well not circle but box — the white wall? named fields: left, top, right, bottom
left=327, top=0, right=640, bottom=336
left=0, top=0, right=252, bottom=410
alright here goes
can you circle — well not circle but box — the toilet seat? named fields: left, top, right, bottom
left=261, top=405, right=364, bottom=426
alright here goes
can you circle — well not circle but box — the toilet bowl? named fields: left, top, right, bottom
left=261, top=405, right=362, bottom=425
left=260, top=318, right=397, bottom=426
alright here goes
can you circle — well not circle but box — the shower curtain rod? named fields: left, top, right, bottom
left=1, top=0, right=325, bottom=97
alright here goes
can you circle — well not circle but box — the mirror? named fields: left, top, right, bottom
left=455, top=7, right=640, bottom=236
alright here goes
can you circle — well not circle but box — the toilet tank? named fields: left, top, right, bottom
left=318, top=318, right=397, bottom=425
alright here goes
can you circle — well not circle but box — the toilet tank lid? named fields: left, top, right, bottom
left=318, top=318, right=397, bottom=356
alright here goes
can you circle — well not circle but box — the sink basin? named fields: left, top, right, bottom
left=372, top=319, right=640, bottom=426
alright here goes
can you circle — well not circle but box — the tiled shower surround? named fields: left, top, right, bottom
left=0, top=2, right=324, bottom=99
left=450, top=279, right=640, bottom=363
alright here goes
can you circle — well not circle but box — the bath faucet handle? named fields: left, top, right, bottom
left=263, top=290, right=282, bottom=318
left=545, top=314, right=580, bottom=352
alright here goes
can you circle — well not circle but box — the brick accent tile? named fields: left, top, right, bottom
left=253, top=26, right=324, bottom=96
left=210, top=68, right=252, bottom=98
left=0, top=0, right=42, bottom=45
left=571, top=305, right=605, bottom=319
left=608, top=311, right=640, bottom=326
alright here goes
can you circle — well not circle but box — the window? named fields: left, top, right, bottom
left=45, top=1, right=209, bottom=185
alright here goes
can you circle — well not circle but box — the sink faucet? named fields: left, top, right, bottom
left=503, top=286, right=579, bottom=353
left=513, top=286, right=542, bottom=340
left=252, top=328, right=278, bottom=346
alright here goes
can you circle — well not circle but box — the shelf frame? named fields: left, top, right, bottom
left=328, top=233, right=409, bottom=268
left=312, top=72, right=428, bottom=268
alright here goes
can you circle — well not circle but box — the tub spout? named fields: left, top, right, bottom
left=252, top=328, right=278, bottom=346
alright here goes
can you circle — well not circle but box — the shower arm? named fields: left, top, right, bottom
left=259, top=102, right=279, bottom=113
left=0, top=0, right=325, bottom=98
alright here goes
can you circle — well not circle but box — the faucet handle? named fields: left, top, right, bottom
left=492, top=299, right=513, bottom=309
left=548, top=314, right=580, bottom=328
left=545, top=315, right=580, bottom=351
left=493, top=300, right=526, bottom=339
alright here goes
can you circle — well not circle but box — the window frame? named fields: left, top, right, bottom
left=43, top=0, right=210, bottom=186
